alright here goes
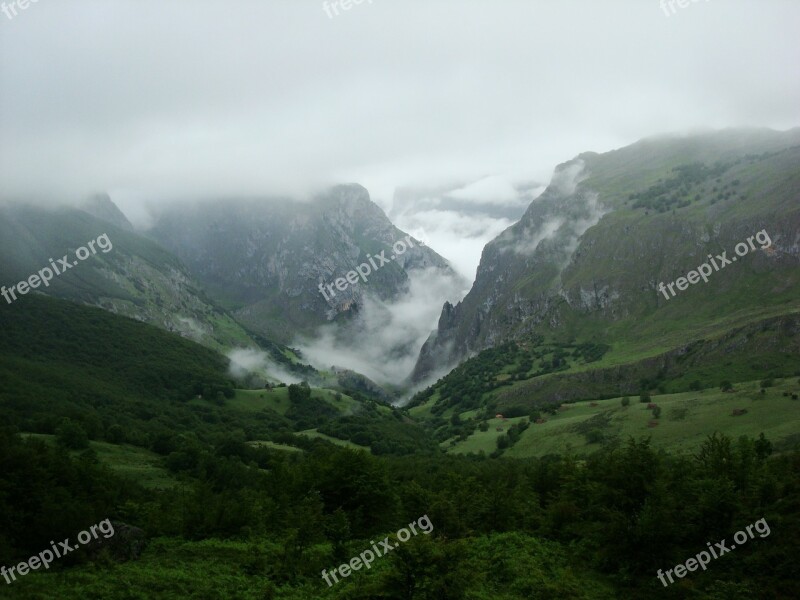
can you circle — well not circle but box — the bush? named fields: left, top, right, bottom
left=106, top=424, right=125, bottom=444
left=760, top=378, right=774, bottom=388
left=56, top=419, right=89, bottom=450
left=639, top=391, right=651, bottom=403
left=586, top=429, right=604, bottom=444
left=720, top=381, right=733, bottom=392
left=689, top=380, right=702, bottom=391
left=621, top=397, right=630, bottom=407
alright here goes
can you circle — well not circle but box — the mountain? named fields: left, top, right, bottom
left=0, top=201, right=269, bottom=355
left=147, top=184, right=466, bottom=344
left=412, top=128, right=800, bottom=408
left=80, top=193, right=134, bottom=231
left=0, top=293, right=430, bottom=451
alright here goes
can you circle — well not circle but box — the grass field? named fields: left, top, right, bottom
left=444, top=378, right=800, bottom=458
left=296, top=429, right=370, bottom=451
left=224, top=387, right=292, bottom=414
left=21, top=434, right=177, bottom=489
left=246, top=440, right=303, bottom=453
left=202, top=387, right=362, bottom=417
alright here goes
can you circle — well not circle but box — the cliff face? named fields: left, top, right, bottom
left=148, top=184, right=465, bottom=343
left=413, top=128, right=800, bottom=382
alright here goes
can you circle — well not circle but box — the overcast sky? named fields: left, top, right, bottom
left=1, top=0, right=798, bottom=278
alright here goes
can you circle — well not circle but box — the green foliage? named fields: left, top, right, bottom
left=2, top=423, right=799, bottom=599
left=721, top=380, right=734, bottom=392
left=56, top=418, right=90, bottom=450
left=0, top=296, right=245, bottom=448
left=621, top=396, right=630, bottom=407
left=629, top=161, right=731, bottom=212
left=411, top=338, right=610, bottom=415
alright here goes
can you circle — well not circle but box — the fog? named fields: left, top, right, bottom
left=295, top=267, right=468, bottom=389
left=2, top=0, right=798, bottom=389
left=3, top=2, right=798, bottom=254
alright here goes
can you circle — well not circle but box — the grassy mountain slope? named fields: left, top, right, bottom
left=411, top=129, right=800, bottom=419
left=415, top=130, right=800, bottom=380
left=0, top=294, right=433, bottom=454
left=0, top=202, right=257, bottom=353
left=435, top=378, right=800, bottom=458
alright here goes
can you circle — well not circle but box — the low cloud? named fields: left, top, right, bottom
left=501, top=161, right=608, bottom=261
left=295, top=267, right=467, bottom=389
left=227, top=348, right=304, bottom=385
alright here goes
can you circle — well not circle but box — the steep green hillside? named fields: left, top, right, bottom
left=0, top=295, right=433, bottom=455
left=415, top=129, right=800, bottom=384
left=0, top=202, right=256, bottom=353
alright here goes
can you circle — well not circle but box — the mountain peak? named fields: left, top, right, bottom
left=80, top=193, right=134, bottom=231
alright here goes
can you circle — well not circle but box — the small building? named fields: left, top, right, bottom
left=495, top=413, right=505, bottom=420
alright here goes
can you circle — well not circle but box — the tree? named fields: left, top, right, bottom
left=106, top=424, right=125, bottom=444
left=640, top=391, right=651, bottom=403
left=587, top=429, right=604, bottom=444
left=56, top=419, right=89, bottom=450
left=621, top=396, right=631, bottom=407
left=754, top=432, right=773, bottom=460
left=689, top=380, right=702, bottom=391
left=288, top=383, right=311, bottom=403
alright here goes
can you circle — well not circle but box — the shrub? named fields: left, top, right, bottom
left=56, top=419, right=89, bottom=450
left=586, top=429, right=604, bottom=444
left=621, top=397, right=630, bottom=407
left=720, top=381, right=733, bottom=392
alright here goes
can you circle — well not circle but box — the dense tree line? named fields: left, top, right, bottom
left=2, top=425, right=797, bottom=598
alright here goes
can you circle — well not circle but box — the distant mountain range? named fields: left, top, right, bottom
left=3, top=128, right=798, bottom=403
